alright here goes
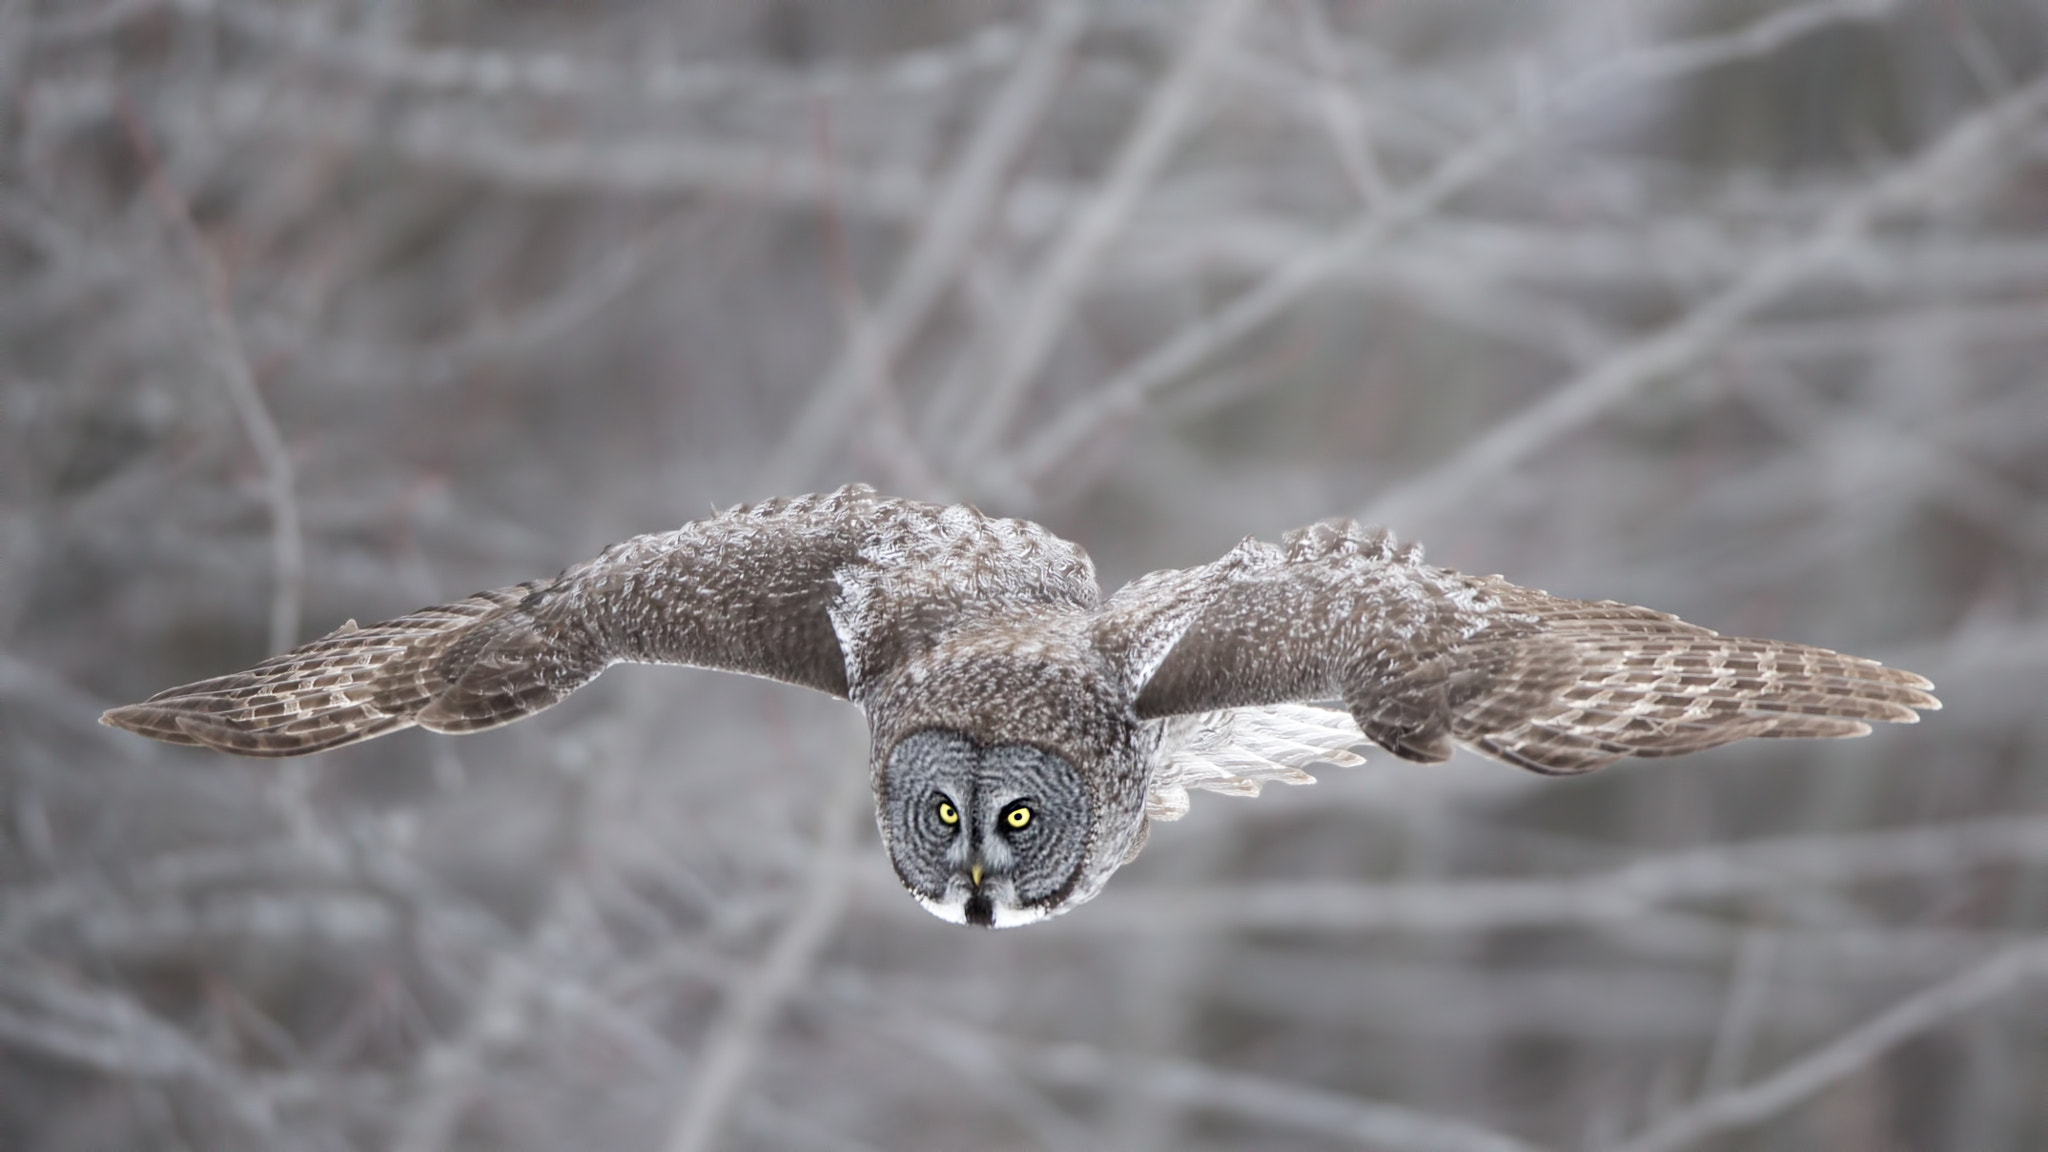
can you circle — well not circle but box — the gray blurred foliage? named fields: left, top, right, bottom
left=5, top=0, right=2048, bottom=1149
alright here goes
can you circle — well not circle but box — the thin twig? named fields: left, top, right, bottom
left=123, top=109, right=303, bottom=653
left=30, top=76, right=1045, bottom=227
left=1002, top=1034, right=1547, bottom=1152
left=661, top=760, right=865, bottom=1152
left=38, top=0, right=1023, bottom=104
left=1360, top=70, right=2048, bottom=531
left=1090, top=816, right=2048, bottom=934
left=1288, top=0, right=1392, bottom=210
left=950, top=0, right=1255, bottom=469
left=0, top=963, right=282, bottom=1141
left=756, top=1, right=1089, bottom=495
left=1699, top=928, right=1779, bottom=1096
left=1003, top=0, right=1908, bottom=494
left=1608, top=938, right=2048, bottom=1152
left=386, top=737, right=621, bottom=1152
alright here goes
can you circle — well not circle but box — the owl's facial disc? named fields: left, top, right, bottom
left=881, top=730, right=1091, bottom=929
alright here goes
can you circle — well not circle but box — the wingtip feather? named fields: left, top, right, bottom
left=101, top=702, right=204, bottom=745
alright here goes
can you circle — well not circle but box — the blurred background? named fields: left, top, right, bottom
left=5, top=1, right=2048, bottom=1149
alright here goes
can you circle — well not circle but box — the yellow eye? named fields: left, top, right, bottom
left=935, top=801, right=959, bottom=826
left=1005, top=806, right=1032, bottom=830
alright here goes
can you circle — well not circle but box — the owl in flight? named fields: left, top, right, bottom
left=104, top=485, right=1938, bottom=928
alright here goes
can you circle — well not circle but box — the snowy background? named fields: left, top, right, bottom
left=5, top=1, right=2048, bottom=1149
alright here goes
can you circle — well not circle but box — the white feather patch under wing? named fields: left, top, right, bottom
left=1144, top=704, right=1367, bottom=821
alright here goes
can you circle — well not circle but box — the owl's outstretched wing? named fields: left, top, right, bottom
left=102, top=485, right=1093, bottom=758
left=1126, top=521, right=1939, bottom=775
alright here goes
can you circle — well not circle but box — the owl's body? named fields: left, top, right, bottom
left=103, top=486, right=1939, bottom=927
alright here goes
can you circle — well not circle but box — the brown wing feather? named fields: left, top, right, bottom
left=100, top=485, right=1000, bottom=757
left=1132, top=520, right=1939, bottom=775
left=1462, top=592, right=1936, bottom=773
left=100, top=578, right=598, bottom=758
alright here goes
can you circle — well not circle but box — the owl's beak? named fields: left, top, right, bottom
left=969, top=860, right=985, bottom=887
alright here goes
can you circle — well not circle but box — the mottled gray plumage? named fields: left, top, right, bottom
left=103, top=485, right=1940, bottom=927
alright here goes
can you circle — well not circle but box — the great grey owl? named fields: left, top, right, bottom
left=103, top=485, right=1939, bottom=928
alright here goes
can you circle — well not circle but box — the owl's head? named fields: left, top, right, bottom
left=879, top=729, right=1099, bottom=928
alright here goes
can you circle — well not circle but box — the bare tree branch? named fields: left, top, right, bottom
left=1002, top=1033, right=1547, bottom=1152
left=1362, top=70, right=2048, bottom=531
left=1699, top=928, right=1779, bottom=1096
left=0, top=962, right=284, bottom=1142
left=1004, top=0, right=1908, bottom=495
left=125, top=113, right=303, bottom=653
left=38, top=0, right=1027, bottom=104
left=949, top=0, right=1255, bottom=468
left=756, top=0, right=1089, bottom=495
left=13, top=2, right=2046, bottom=1147
left=661, top=761, right=865, bottom=1152
left=1095, top=816, right=2048, bottom=934
left=1611, top=938, right=2048, bottom=1152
